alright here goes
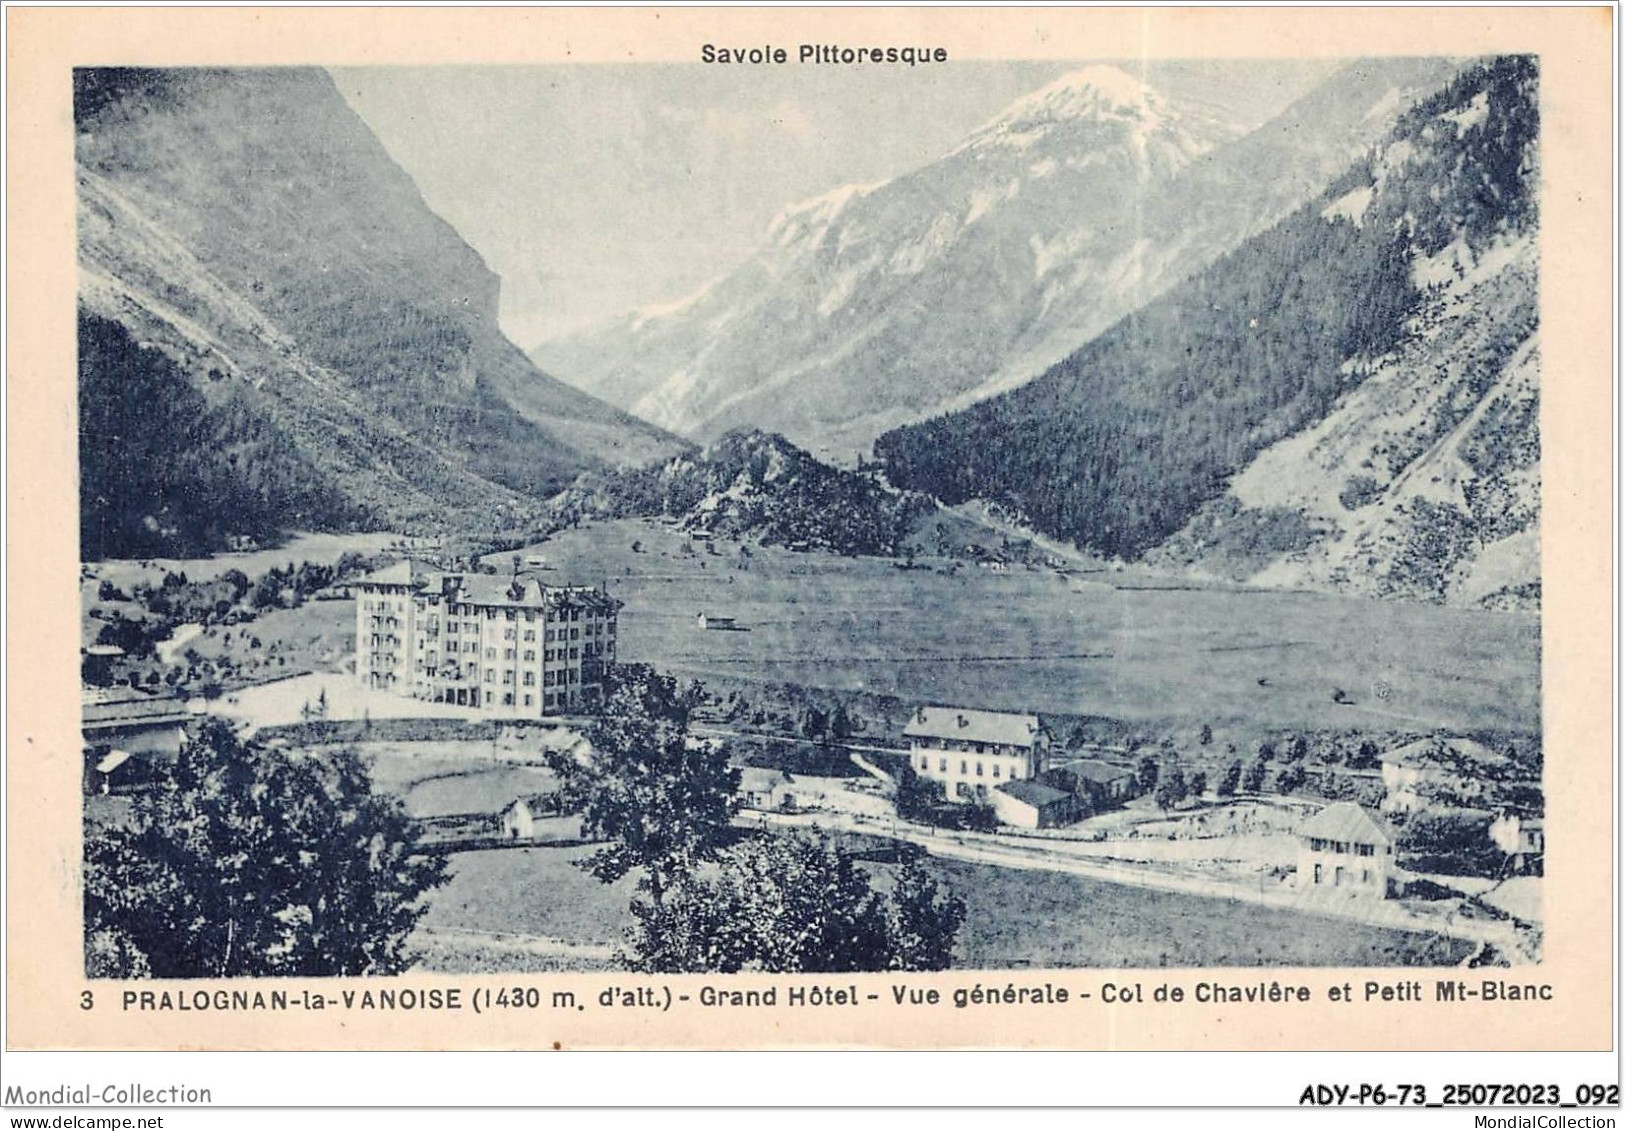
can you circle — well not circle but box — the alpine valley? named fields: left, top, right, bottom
left=539, top=57, right=1539, bottom=611
left=531, top=58, right=1465, bottom=458
left=77, top=67, right=682, bottom=559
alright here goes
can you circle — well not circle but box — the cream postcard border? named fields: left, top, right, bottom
left=4, top=5, right=1614, bottom=1051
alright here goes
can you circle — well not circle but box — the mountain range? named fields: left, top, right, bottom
left=532, top=58, right=1466, bottom=459
left=77, top=67, right=681, bottom=559
left=877, top=57, right=1540, bottom=609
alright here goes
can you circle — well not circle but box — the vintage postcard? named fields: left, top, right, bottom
left=4, top=6, right=1615, bottom=1055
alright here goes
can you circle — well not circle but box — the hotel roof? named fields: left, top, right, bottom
left=995, top=779, right=1072, bottom=808
left=355, top=561, right=617, bottom=611
left=904, top=706, right=1040, bottom=749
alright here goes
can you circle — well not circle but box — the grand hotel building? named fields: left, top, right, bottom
left=353, top=561, right=620, bottom=717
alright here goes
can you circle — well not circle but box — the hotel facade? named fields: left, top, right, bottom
left=354, top=561, right=620, bottom=717
left=904, top=705, right=1047, bottom=803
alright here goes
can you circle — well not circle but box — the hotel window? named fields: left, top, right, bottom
left=524, top=672, right=535, bottom=686
left=571, top=628, right=580, bottom=640
left=503, top=693, right=513, bottom=706
left=545, top=672, right=555, bottom=686
left=523, top=694, right=533, bottom=707
left=992, top=765, right=1001, bottom=778
left=938, top=758, right=948, bottom=772
left=523, top=630, right=535, bottom=642
left=960, top=761, right=967, bottom=774
left=919, top=757, right=928, bottom=770
left=504, top=649, right=515, bottom=660
left=524, top=611, right=536, bottom=622
left=976, top=763, right=984, bottom=777
left=569, top=648, right=579, bottom=660
left=523, top=650, right=535, bottom=662
left=545, top=630, right=555, bottom=642
left=503, top=628, right=515, bottom=640
left=485, top=669, right=495, bottom=683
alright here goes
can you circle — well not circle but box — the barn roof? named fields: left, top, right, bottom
left=1300, top=802, right=1393, bottom=846
left=82, top=692, right=194, bottom=730
left=995, top=779, right=1072, bottom=809
left=738, top=767, right=791, bottom=793
left=1058, top=758, right=1136, bottom=784
left=905, top=706, right=1040, bottom=749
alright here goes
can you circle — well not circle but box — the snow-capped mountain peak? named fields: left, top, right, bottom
left=766, top=181, right=882, bottom=246
left=964, top=64, right=1167, bottom=151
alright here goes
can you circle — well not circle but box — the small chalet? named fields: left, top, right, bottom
left=1379, top=736, right=1506, bottom=814
left=1052, top=758, right=1138, bottom=805
left=82, top=689, right=195, bottom=756
left=1296, top=802, right=1395, bottom=898
left=991, top=779, right=1078, bottom=829
left=738, top=767, right=797, bottom=813
left=1489, top=812, right=1545, bottom=875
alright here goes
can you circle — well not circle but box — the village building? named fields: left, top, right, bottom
left=1379, top=736, right=1506, bottom=814
left=80, top=689, right=198, bottom=794
left=1489, top=811, right=1545, bottom=875
left=1296, top=802, right=1394, bottom=898
left=991, top=779, right=1079, bottom=829
left=353, top=561, right=620, bottom=718
left=905, top=705, right=1047, bottom=805
left=1050, top=758, right=1138, bottom=807
left=738, top=766, right=797, bottom=813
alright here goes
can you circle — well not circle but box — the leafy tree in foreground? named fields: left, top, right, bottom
left=84, top=718, right=445, bottom=977
left=1218, top=759, right=1243, bottom=798
left=623, top=834, right=965, bottom=974
left=547, top=664, right=739, bottom=908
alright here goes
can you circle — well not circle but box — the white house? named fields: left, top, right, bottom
left=500, top=798, right=537, bottom=840
left=1379, top=736, right=1506, bottom=814
left=1296, top=802, right=1394, bottom=898
left=904, top=705, right=1046, bottom=804
left=1489, top=812, right=1545, bottom=875
left=738, top=767, right=797, bottom=812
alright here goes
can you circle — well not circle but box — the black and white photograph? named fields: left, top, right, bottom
left=74, top=51, right=1547, bottom=985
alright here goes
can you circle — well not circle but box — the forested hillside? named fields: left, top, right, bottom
left=877, top=58, right=1539, bottom=604
left=76, top=67, right=679, bottom=559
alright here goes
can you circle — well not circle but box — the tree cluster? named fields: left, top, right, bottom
left=84, top=718, right=446, bottom=977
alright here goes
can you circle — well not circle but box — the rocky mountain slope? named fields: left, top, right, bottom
left=77, top=67, right=680, bottom=559
left=532, top=58, right=1462, bottom=457
left=878, top=58, right=1539, bottom=609
left=551, top=430, right=934, bottom=557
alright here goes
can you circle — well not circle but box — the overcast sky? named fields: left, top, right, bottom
left=332, top=60, right=1336, bottom=347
